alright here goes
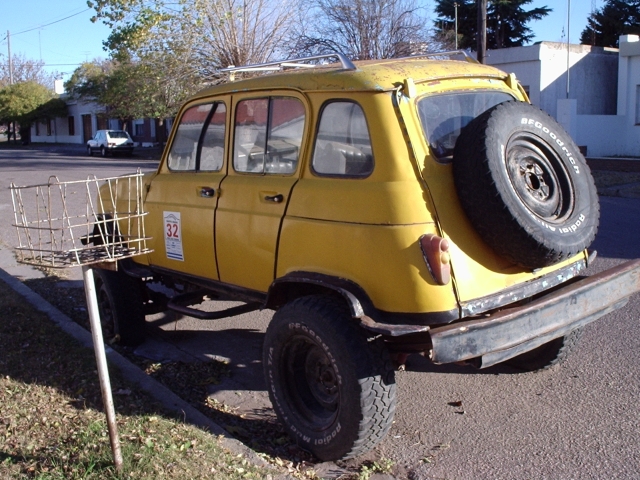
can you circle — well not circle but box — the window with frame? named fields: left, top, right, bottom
left=68, top=116, right=75, bottom=136
left=167, top=102, right=227, bottom=172
left=233, top=97, right=305, bottom=174
left=311, top=101, right=374, bottom=177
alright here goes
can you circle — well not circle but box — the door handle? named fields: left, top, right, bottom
left=200, top=187, right=216, bottom=198
left=264, top=193, right=284, bottom=203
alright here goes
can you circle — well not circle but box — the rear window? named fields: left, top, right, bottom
left=107, top=131, right=130, bottom=139
left=417, top=91, right=514, bottom=160
left=311, top=101, right=374, bottom=177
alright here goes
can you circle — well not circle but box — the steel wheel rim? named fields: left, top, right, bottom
left=282, top=336, right=339, bottom=430
left=505, top=133, right=575, bottom=223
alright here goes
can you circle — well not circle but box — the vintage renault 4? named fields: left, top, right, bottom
left=91, top=52, right=640, bottom=461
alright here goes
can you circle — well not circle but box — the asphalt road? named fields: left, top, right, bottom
left=1, top=145, right=639, bottom=479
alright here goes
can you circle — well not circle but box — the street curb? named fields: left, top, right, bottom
left=0, top=266, right=270, bottom=469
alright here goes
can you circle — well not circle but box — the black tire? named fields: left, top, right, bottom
left=506, top=328, right=583, bottom=372
left=93, top=268, right=146, bottom=346
left=100, top=146, right=107, bottom=157
left=453, top=101, right=599, bottom=269
left=263, top=295, right=396, bottom=461
left=87, top=145, right=93, bottom=156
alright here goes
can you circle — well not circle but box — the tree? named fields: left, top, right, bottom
left=434, top=0, right=551, bottom=50
left=89, top=0, right=297, bottom=79
left=65, top=58, right=197, bottom=128
left=0, top=81, right=58, bottom=143
left=64, top=60, right=114, bottom=100
left=290, top=0, right=433, bottom=60
left=0, top=53, right=57, bottom=89
left=580, top=0, right=640, bottom=47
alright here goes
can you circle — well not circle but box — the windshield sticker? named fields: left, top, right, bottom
left=164, top=211, right=184, bottom=261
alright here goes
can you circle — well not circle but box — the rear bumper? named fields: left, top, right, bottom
left=429, top=259, right=640, bottom=367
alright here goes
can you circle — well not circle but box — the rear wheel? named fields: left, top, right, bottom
left=263, top=295, right=396, bottom=460
left=100, top=146, right=107, bottom=157
left=506, top=328, right=583, bottom=372
left=93, top=268, right=146, bottom=346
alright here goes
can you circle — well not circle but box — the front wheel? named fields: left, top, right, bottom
left=87, top=145, right=93, bottom=156
left=93, top=268, right=146, bottom=346
left=263, top=295, right=396, bottom=461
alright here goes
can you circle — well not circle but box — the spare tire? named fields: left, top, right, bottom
left=453, top=101, right=599, bottom=269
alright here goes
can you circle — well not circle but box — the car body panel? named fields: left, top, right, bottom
left=87, top=129, right=135, bottom=154
left=127, top=58, right=593, bottom=319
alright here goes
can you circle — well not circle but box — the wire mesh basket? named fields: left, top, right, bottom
left=10, top=170, right=152, bottom=268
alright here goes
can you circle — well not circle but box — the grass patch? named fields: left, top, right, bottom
left=0, top=276, right=276, bottom=479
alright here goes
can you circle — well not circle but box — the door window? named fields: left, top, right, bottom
left=233, top=97, right=305, bottom=174
left=167, top=102, right=227, bottom=172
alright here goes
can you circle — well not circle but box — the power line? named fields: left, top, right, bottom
left=5, top=8, right=91, bottom=38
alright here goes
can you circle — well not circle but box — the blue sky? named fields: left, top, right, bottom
left=1, top=0, right=599, bottom=83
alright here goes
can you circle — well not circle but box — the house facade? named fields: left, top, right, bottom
left=30, top=97, right=170, bottom=146
left=486, top=35, right=639, bottom=157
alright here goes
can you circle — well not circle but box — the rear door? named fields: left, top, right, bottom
left=144, top=98, right=229, bottom=279
left=215, top=94, right=307, bottom=292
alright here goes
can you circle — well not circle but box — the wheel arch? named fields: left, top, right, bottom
left=266, top=271, right=372, bottom=318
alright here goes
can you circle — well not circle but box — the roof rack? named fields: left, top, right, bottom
left=220, top=53, right=357, bottom=79
left=399, top=50, right=478, bottom=63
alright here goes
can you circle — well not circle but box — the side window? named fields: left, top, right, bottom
left=200, top=103, right=227, bottom=171
left=168, top=103, right=213, bottom=171
left=312, top=101, right=374, bottom=177
left=233, top=97, right=304, bottom=174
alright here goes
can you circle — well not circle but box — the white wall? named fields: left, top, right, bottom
left=31, top=98, right=105, bottom=144
left=575, top=114, right=627, bottom=156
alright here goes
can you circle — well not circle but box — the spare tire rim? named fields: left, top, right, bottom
left=283, top=336, right=339, bottom=430
left=505, top=133, right=574, bottom=223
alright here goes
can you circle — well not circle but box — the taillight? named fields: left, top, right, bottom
left=419, top=234, right=451, bottom=285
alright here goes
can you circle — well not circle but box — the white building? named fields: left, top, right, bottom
left=31, top=97, right=117, bottom=144
left=486, top=35, right=640, bottom=157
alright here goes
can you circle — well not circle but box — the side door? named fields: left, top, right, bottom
left=144, top=98, right=229, bottom=280
left=215, top=94, right=307, bottom=291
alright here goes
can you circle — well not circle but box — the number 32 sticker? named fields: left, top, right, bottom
left=164, top=211, right=184, bottom=261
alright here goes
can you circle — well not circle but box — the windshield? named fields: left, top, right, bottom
left=417, top=91, right=514, bottom=160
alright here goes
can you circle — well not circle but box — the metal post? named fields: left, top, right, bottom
left=566, top=0, right=571, bottom=99
left=477, top=0, right=487, bottom=64
left=7, top=30, right=14, bottom=85
left=454, top=2, right=459, bottom=50
left=82, top=265, right=123, bottom=473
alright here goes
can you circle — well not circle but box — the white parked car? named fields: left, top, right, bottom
left=87, top=130, right=135, bottom=156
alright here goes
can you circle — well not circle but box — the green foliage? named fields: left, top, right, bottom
left=65, top=58, right=195, bottom=122
left=580, top=0, right=640, bottom=47
left=64, top=61, right=112, bottom=100
left=0, top=81, right=55, bottom=125
left=88, top=0, right=176, bottom=59
left=433, top=0, right=551, bottom=50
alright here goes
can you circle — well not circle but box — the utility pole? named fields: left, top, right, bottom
left=454, top=2, right=459, bottom=50
left=566, top=0, right=571, bottom=99
left=7, top=30, right=15, bottom=144
left=477, top=0, right=487, bottom=63
left=7, top=30, right=14, bottom=85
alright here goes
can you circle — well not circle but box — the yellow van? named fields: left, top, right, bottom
left=91, top=52, right=640, bottom=461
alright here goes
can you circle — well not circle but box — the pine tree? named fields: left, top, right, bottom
left=580, top=0, right=640, bottom=48
left=433, top=0, right=550, bottom=50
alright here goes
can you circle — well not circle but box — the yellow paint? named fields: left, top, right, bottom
left=123, top=57, right=583, bottom=316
